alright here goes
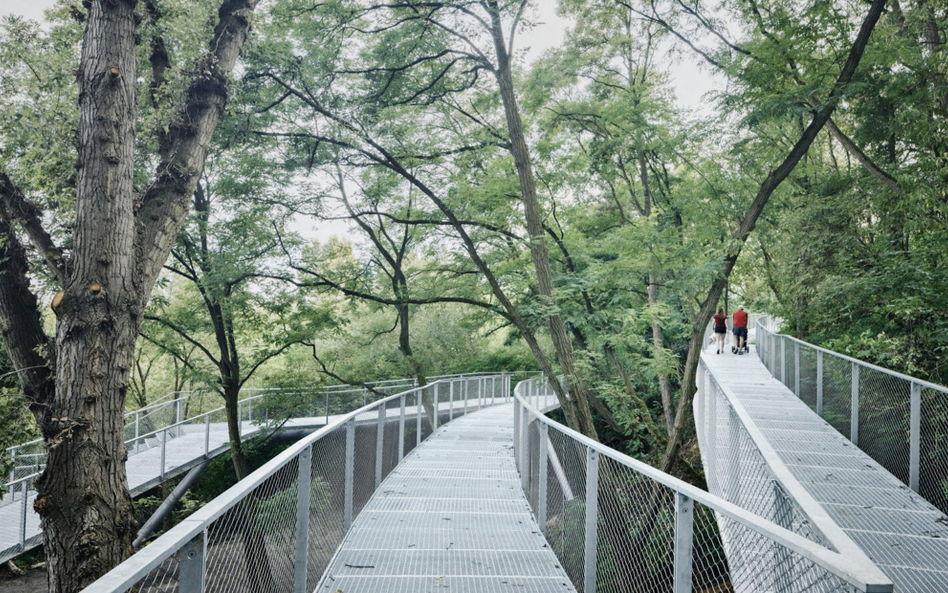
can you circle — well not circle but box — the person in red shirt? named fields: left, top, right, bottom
left=713, top=307, right=728, bottom=354
left=732, top=305, right=748, bottom=354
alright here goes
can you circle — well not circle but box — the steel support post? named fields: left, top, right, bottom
left=363, top=389, right=368, bottom=408
left=433, top=384, right=439, bottom=431
left=726, top=407, right=739, bottom=500
left=794, top=342, right=801, bottom=398
left=449, top=382, right=454, bottom=421
left=673, top=493, right=695, bottom=593
left=910, top=382, right=921, bottom=492
left=135, top=413, right=140, bottom=444
left=416, top=392, right=422, bottom=447
left=584, top=448, right=600, bottom=593
left=19, top=480, right=27, bottom=549
left=463, top=378, right=469, bottom=415
left=851, top=363, right=860, bottom=446
left=176, top=398, right=183, bottom=425
left=179, top=532, right=207, bottom=593
left=204, top=414, right=210, bottom=458
left=398, top=395, right=406, bottom=462
left=375, top=403, right=385, bottom=489
left=538, top=423, right=548, bottom=536
left=344, top=419, right=355, bottom=530
left=293, top=446, right=312, bottom=593
left=817, top=351, right=824, bottom=417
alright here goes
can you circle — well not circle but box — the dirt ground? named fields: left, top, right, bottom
left=0, top=564, right=47, bottom=593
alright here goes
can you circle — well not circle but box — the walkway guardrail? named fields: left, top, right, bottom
left=756, top=316, right=948, bottom=515
left=515, top=376, right=893, bottom=593
left=80, top=373, right=512, bottom=593
left=4, top=379, right=421, bottom=486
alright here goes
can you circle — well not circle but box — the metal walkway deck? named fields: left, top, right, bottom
left=316, top=403, right=575, bottom=593
left=702, top=347, right=948, bottom=592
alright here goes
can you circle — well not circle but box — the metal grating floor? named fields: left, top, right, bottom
left=316, top=404, right=577, bottom=593
left=703, top=348, right=948, bottom=592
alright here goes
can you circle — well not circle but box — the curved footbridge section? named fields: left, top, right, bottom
left=697, top=318, right=948, bottom=592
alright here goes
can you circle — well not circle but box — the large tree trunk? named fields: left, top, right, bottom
left=487, top=1, right=597, bottom=439
left=648, top=273, right=675, bottom=433
left=0, top=2, right=261, bottom=591
left=38, top=2, right=141, bottom=589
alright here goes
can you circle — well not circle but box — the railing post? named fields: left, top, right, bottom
left=179, top=532, right=207, bottom=593
left=375, top=403, right=385, bottom=489
left=463, top=379, right=469, bottom=415
left=538, top=422, right=548, bottom=536
left=433, top=384, right=439, bottom=431
left=673, top=492, right=695, bottom=593
left=780, top=337, right=786, bottom=384
left=910, top=382, right=921, bottom=493
left=449, top=381, right=454, bottom=421
left=513, top=398, right=521, bottom=471
left=851, top=362, right=860, bottom=446
left=794, top=342, right=801, bottom=398
left=325, top=392, right=330, bottom=424
left=344, top=419, right=355, bottom=530
left=416, top=392, right=422, bottom=447
left=237, top=401, right=243, bottom=437
left=398, top=394, right=406, bottom=462
left=363, top=388, right=368, bottom=408
left=817, top=351, right=824, bottom=417
left=176, top=398, right=183, bottom=426
left=135, top=413, right=140, bottom=445
left=204, top=414, right=210, bottom=458
left=160, top=429, right=167, bottom=481
left=520, top=406, right=529, bottom=494
left=293, top=446, right=312, bottom=593
left=584, top=448, right=599, bottom=593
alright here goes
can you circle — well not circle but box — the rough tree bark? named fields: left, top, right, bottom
left=0, top=1, right=260, bottom=591
left=659, top=0, right=889, bottom=474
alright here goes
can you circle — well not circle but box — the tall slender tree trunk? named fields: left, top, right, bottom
left=487, top=1, right=597, bottom=439
left=648, top=274, right=675, bottom=434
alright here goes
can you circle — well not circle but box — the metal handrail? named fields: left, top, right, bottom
left=755, top=315, right=948, bottom=510
left=514, top=376, right=893, bottom=593
left=79, top=373, right=512, bottom=593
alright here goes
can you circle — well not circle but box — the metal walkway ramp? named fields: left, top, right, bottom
left=316, top=404, right=575, bottom=593
left=699, top=343, right=948, bottom=592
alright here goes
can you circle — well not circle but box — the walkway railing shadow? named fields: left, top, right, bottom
left=515, top=376, right=893, bottom=593
left=79, top=374, right=514, bottom=593
left=756, top=316, right=948, bottom=515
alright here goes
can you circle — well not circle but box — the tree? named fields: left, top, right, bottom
left=0, top=0, right=261, bottom=589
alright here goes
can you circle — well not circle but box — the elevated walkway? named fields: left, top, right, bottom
left=316, top=404, right=574, bottom=592
left=700, top=346, right=948, bottom=592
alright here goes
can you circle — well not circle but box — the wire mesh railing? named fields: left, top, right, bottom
left=79, top=373, right=513, bottom=593
left=756, top=316, right=948, bottom=515
left=514, top=376, right=893, bottom=593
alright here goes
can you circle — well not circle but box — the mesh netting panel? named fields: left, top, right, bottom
left=920, top=386, right=948, bottom=514
left=381, top=400, right=401, bottom=483
left=799, top=346, right=819, bottom=411
left=123, top=553, right=181, bottom=593
left=857, top=366, right=911, bottom=485
left=594, top=456, right=675, bottom=593
left=351, top=410, right=378, bottom=519
left=204, top=457, right=299, bottom=593
left=692, top=502, right=734, bottom=593
left=526, top=414, right=541, bottom=514
left=544, top=426, right=587, bottom=591
left=821, top=354, right=853, bottom=439
left=307, top=436, right=347, bottom=591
